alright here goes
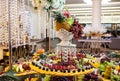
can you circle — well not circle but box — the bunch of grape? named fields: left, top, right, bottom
left=70, top=20, right=83, bottom=39
left=100, top=56, right=111, bottom=63
left=57, top=60, right=76, bottom=66
left=83, top=72, right=102, bottom=81
left=50, top=76, right=73, bottom=81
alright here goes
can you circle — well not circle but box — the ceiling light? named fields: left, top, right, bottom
left=84, top=0, right=92, bottom=4
left=102, top=0, right=111, bottom=4
left=83, top=0, right=111, bottom=4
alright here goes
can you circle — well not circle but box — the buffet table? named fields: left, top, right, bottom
left=78, top=39, right=111, bottom=53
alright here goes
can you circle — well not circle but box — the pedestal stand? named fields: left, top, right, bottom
left=56, top=44, right=76, bottom=62
left=55, top=29, right=76, bottom=61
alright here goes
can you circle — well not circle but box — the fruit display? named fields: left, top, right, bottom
left=29, top=49, right=120, bottom=81
left=53, top=10, right=82, bottom=39
left=2, top=48, right=119, bottom=81
left=85, top=52, right=120, bottom=81
left=30, top=50, right=95, bottom=81
left=111, top=64, right=120, bottom=81
left=1, top=49, right=119, bottom=81
left=12, top=62, right=31, bottom=73
left=83, top=72, right=102, bottom=81
left=53, top=11, right=70, bottom=31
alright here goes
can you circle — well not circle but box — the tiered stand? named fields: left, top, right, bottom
left=56, top=29, right=77, bottom=60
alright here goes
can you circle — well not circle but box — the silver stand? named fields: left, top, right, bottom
left=8, top=0, right=12, bottom=70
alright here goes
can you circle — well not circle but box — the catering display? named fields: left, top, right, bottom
left=0, top=0, right=120, bottom=81
left=29, top=49, right=120, bottom=81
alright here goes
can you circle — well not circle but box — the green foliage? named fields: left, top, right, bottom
left=52, top=11, right=65, bottom=23
left=0, top=75, right=18, bottom=81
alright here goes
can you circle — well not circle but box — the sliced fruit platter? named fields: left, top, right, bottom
left=14, top=70, right=37, bottom=76
left=85, top=53, right=120, bottom=81
left=30, top=52, right=95, bottom=76
left=30, top=62, right=94, bottom=76
left=10, top=61, right=37, bottom=76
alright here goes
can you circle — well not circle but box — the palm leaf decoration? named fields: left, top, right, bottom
left=0, top=75, right=19, bottom=81
left=52, top=11, right=65, bottom=23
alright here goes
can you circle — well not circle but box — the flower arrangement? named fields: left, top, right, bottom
left=32, top=0, right=43, bottom=9
left=90, top=32, right=99, bottom=37
left=83, top=26, right=107, bottom=39
left=53, top=10, right=83, bottom=39
left=45, top=0, right=65, bottom=10
left=31, top=0, right=65, bottom=10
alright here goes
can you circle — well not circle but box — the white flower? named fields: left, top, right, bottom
left=83, top=25, right=92, bottom=34
left=83, top=25, right=107, bottom=34
left=51, top=0, right=59, bottom=8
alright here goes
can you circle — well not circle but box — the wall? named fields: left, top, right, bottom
left=30, top=6, right=40, bottom=39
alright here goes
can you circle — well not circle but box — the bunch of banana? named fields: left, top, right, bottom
left=4, top=66, right=9, bottom=72
left=89, top=62, right=100, bottom=68
left=12, top=64, right=24, bottom=72
left=78, top=74, right=85, bottom=81
left=115, top=65, right=120, bottom=71
left=103, top=66, right=112, bottom=79
left=44, top=75, right=51, bottom=81
left=48, top=53, right=56, bottom=57
left=32, top=53, right=39, bottom=59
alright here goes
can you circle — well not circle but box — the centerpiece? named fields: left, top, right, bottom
left=53, top=10, right=83, bottom=44
left=52, top=10, right=83, bottom=57
left=83, top=26, right=107, bottom=39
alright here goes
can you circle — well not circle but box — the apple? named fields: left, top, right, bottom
left=0, top=71, right=4, bottom=75
left=62, top=66, right=66, bottom=70
left=68, top=65, right=75, bottom=70
left=118, top=69, right=120, bottom=73
left=54, top=65, right=58, bottom=70
left=22, top=64, right=30, bottom=70
left=57, top=65, right=61, bottom=70
left=43, top=64, right=48, bottom=67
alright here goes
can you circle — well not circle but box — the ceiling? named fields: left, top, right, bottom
left=66, top=0, right=120, bottom=4
left=66, top=0, right=84, bottom=4
left=65, top=0, right=120, bottom=23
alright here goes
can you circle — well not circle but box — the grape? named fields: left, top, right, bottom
left=84, top=74, right=91, bottom=79
left=83, top=78, right=88, bottom=81
left=83, top=73, right=99, bottom=81
left=50, top=76, right=73, bottom=81
left=70, top=20, right=82, bottom=39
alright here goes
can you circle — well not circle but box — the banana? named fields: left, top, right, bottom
left=115, top=65, right=120, bottom=71
left=25, top=78, right=29, bottom=81
left=16, top=65, right=20, bottom=72
left=31, top=78, right=38, bottom=81
left=89, top=62, right=100, bottom=68
left=19, top=64, right=24, bottom=72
